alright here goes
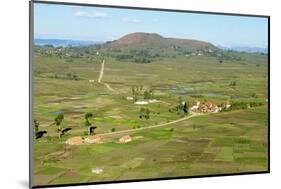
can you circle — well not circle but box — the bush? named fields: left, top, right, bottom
left=139, top=108, right=150, bottom=120
left=222, top=101, right=264, bottom=112
left=115, top=54, right=133, bottom=61
left=111, top=128, right=116, bottom=132
left=134, top=58, right=151, bottom=63
left=229, top=81, right=237, bottom=86
left=83, top=131, right=88, bottom=136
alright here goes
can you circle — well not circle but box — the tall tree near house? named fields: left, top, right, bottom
left=176, top=97, right=189, bottom=116
left=183, top=101, right=189, bottom=115
left=84, top=112, right=95, bottom=135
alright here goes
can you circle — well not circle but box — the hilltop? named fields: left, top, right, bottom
left=105, top=32, right=218, bottom=51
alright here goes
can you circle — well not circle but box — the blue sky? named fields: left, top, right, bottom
left=34, top=3, right=268, bottom=48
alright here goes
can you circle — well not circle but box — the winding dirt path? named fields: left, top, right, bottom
left=97, top=59, right=105, bottom=83
left=97, top=59, right=116, bottom=92
left=104, top=83, right=115, bottom=92
left=98, top=113, right=204, bottom=137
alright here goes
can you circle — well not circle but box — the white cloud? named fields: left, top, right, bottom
left=122, top=18, right=144, bottom=24
left=74, top=11, right=107, bottom=18
left=122, top=17, right=159, bottom=24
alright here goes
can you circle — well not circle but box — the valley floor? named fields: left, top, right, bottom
left=32, top=54, right=268, bottom=186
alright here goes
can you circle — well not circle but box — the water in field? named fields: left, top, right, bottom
left=71, top=92, right=88, bottom=96
left=154, top=85, right=195, bottom=95
left=50, top=110, right=63, bottom=115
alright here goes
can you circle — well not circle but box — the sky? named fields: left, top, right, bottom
left=34, top=3, right=268, bottom=48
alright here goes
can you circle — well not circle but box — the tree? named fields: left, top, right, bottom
left=34, top=119, right=39, bottom=134
left=145, top=108, right=150, bottom=119
left=183, top=101, right=189, bottom=115
left=251, top=93, right=258, bottom=98
left=132, top=86, right=136, bottom=96
left=72, top=74, right=78, bottom=80
left=85, top=113, right=94, bottom=136
left=143, top=88, right=153, bottom=99
left=149, top=89, right=154, bottom=99
left=84, top=112, right=93, bottom=126
left=229, top=81, right=237, bottom=87
left=139, top=108, right=150, bottom=120
left=133, top=94, right=138, bottom=102
left=139, top=108, right=145, bottom=119
left=175, top=98, right=189, bottom=116
left=144, top=90, right=149, bottom=99
left=54, top=113, right=64, bottom=132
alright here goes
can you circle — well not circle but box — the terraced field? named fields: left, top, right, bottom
left=32, top=50, right=268, bottom=186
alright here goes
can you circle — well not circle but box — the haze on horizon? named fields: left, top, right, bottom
left=34, top=2, right=268, bottom=48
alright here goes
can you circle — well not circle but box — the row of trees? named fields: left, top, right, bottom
left=131, top=85, right=154, bottom=101
left=34, top=112, right=98, bottom=140
left=221, top=101, right=264, bottom=112
left=114, top=49, right=155, bottom=63
left=43, top=73, right=80, bottom=81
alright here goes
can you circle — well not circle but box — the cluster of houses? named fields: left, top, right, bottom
left=190, top=101, right=231, bottom=114
left=185, top=52, right=203, bottom=57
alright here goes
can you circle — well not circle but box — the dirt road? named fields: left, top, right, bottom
left=97, top=59, right=116, bottom=92
left=99, top=113, right=204, bottom=137
left=104, top=83, right=115, bottom=92
left=97, top=59, right=105, bottom=83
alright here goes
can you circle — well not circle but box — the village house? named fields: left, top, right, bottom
left=119, top=135, right=132, bottom=143
left=134, top=100, right=148, bottom=105
left=126, top=96, right=134, bottom=100
left=66, top=136, right=83, bottom=145
left=85, top=135, right=104, bottom=144
left=148, top=99, right=158, bottom=103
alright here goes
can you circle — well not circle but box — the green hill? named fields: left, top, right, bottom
left=105, top=32, right=218, bottom=51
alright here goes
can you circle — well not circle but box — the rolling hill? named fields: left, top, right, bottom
left=105, top=32, right=218, bottom=51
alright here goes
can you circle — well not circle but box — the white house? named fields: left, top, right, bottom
left=134, top=100, right=148, bottom=105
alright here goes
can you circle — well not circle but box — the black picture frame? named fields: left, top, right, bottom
left=29, top=1, right=270, bottom=188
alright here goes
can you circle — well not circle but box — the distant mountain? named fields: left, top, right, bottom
left=218, top=45, right=268, bottom=53
left=34, top=38, right=99, bottom=47
left=105, top=32, right=218, bottom=50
